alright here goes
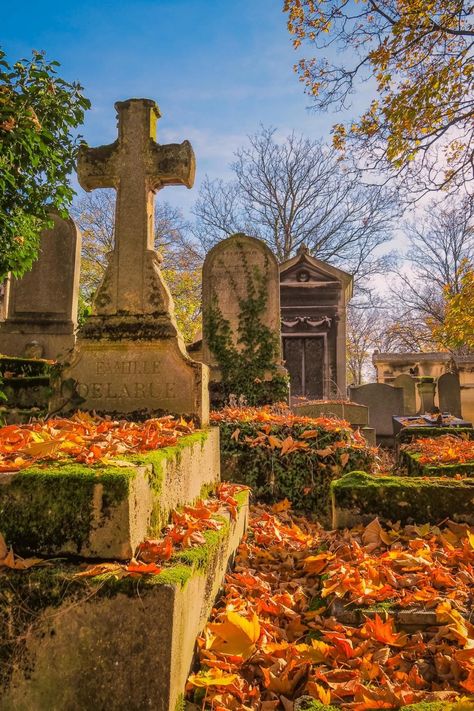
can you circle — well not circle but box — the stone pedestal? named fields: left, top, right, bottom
left=58, top=329, right=209, bottom=424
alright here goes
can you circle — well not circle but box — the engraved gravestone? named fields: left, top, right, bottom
left=438, top=372, right=462, bottom=417
left=53, top=98, right=209, bottom=424
left=201, top=233, right=281, bottom=381
left=0, top=212, right=81, bottom=360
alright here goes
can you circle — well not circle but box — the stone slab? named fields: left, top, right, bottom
left=0, top=428, right=220, bottom=560
left=0, top=212, right=81, bottom=360
left=349, top=383, right=404, bottom=439
left=329, top=599, right=440, bottom=631
left=331, top=471, right=474, bottom=528
left=438, top=372, right=462, bottom=417
left=292, top=401, right=369, bottom=426
left=0, top=492, right=249, bottom=711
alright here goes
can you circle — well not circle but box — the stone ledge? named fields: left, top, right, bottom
left=331, top=471, right=474, bottom=527
left=400, top=450, right=474, bottom=477
left=0, top=428, right=220, bottom=560
left=329, top=599, right=446, bottom=631
left=0, top=491, right=249, bottom=711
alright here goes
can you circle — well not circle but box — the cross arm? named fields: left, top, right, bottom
left=77, top=141, right=120, bottom=191
left=149, top=140, right=196, bottom=190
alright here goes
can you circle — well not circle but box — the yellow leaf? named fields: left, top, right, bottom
left=208, top=609, right=260, bottom=657
left=187, top=668, right=238, bottom=688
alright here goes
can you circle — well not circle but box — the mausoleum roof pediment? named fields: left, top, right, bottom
left=279, top=249, right=353, bottom=303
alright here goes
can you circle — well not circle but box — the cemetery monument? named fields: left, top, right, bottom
left=53, top=98, right=209, bottom=424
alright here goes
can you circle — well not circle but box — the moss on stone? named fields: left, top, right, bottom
left=0, top=356, right=52, bottom=378
left=0, top=493, right=242, bottom=692
left=0, top=430, right=212, bottom=555
left=332, top=471, right=474, bottom=525
left=0, top=463, right=134, bottom=554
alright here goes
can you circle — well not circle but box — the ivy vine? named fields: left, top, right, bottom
left=204, top=242, right=288, bottom=405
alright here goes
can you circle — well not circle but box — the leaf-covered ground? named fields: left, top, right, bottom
left=186, top=503, right=474, bottom=710
left=0, top=412, right=194, bottom=471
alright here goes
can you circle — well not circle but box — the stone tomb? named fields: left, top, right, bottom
left=0, top=212, right=81, bottom=360
left=0, top=489, right=249, bottom=711
left=280, top=246, right=353, bottom=400
left=54, top=99, right=208, bottom=423
left=0, top=430, right=220, bottom=560
left=202, top=233, right=281, bottom=382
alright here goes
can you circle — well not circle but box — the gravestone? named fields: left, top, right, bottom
left=349, top=383, right=404, bottom=441
left=417, top=379, right=436, bottom=414
left=438, top=372, right=462, bottom=417
left=0, top=213, right=81, bottom=360
left=393, top=373, right=417, bottom=415
left=202, top=233, right=281, bottom=380
left=53, top=98, right=209, bottom=424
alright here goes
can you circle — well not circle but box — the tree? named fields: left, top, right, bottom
left=71, top=191, right=202, bottom=343
left=284, top=0, right=474, bottom=195
left=432, top=265, right=474, bottom=351
left=0, top=49, right=89, bottom=278
left=389, top=196, right=474, bottom=350
left=193, top=127, right=397, bottom=293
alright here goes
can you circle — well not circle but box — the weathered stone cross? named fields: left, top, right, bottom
left=78, top=98, right=195, bottom=315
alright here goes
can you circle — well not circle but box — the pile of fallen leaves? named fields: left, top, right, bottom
left=211, top=405, right=354, bottom=433
left=186, top=503, right=474, bottom=710
left=0, top=412, right=195, bottom=472
left=212, top=405, right=374, bottom=517
left=402, top=434, right=474, bottom=466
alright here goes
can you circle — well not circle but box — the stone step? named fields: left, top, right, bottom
left=3, top=375, right=50, bottom=409
left=0, top=490, right=249, bottom=711
left=328, top=599, right=473, bottom=632
left=331, top=470, right=474, bottom=528
left=0, top=428, right=220, bottom=560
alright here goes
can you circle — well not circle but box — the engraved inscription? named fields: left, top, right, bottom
left=77, top=381, right=176, bottom=400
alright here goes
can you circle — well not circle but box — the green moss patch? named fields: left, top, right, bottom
left=0, top=463, right=135, bottom=554
left=332, top=471, right=474, bottom=526
left=0, top=355, right=53, bottom=378
left=401, top=450, right=474, bottom=477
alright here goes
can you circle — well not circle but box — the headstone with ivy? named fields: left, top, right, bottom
left=202, top=233, right=287, bottom=405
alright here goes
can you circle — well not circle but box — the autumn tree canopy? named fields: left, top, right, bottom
left=284, top=0, right=474, bottom=195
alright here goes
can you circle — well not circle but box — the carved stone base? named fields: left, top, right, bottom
left=53, top=335, right=209, bottom=425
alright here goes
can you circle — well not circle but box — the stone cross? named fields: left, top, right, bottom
left=78, top=98, right=195, bottom=314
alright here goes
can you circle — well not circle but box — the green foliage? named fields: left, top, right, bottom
left=0, top=48, right=90, bottom=279
left=219, top=420, right=373, bottom=521
left=204, top=243, right=288, bottom=405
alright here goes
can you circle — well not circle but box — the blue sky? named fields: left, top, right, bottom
left=2, top=0, right=361, bottom=214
